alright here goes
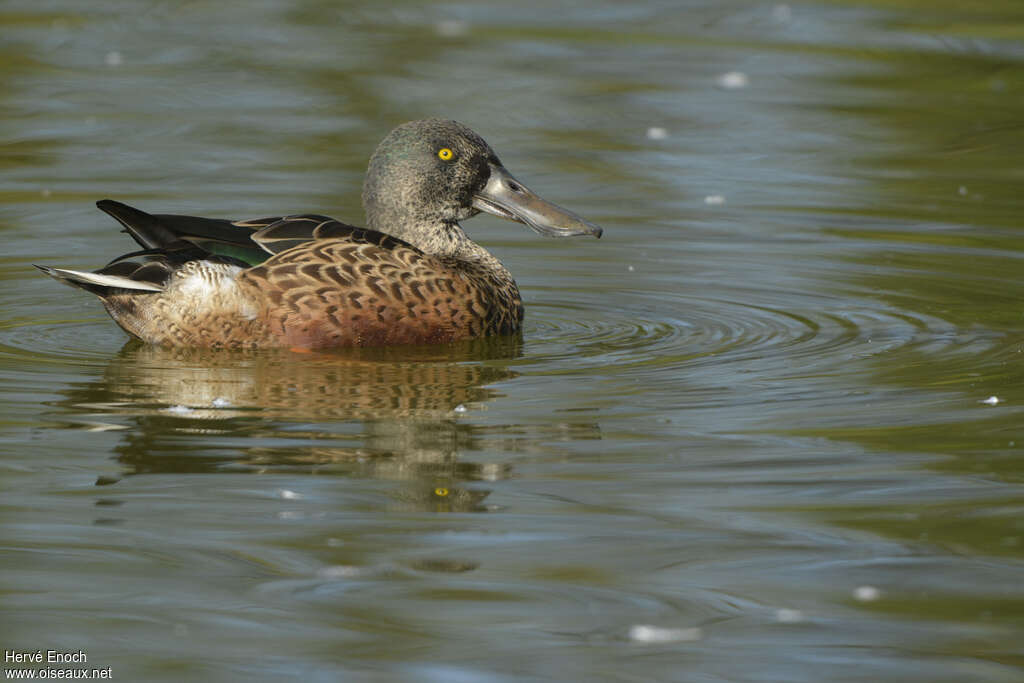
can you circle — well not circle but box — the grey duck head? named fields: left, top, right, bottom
left=361, top=119, right=602, bottom=253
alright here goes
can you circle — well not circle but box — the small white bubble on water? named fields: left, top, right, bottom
left=278, top=489, right=303, bottom=500
left=958, top=185, right=968, bottom=196
left=277, top=510, right=304, bottom=520
left=454, top=404, right=467, bottom=413
left=775, top=608, right=804, bottom=623
left=628, top=625, right=702, bottom=643
left=628, top=265, right=635, bottom=272
left=854, top=585, right=881, bottom=602
left=434, top=20, right=468, bottom=37
left=981, top=396, right=1002, bottom=405
left=646, top=126, right=668, bottom=140
left=318, top=565, right=361, bottom=579
left=164, top=405, right=192, bottom=415
left=717, top=71, right=749, bottom=89
left=211, top=397, right=231, bottom=407
left=480, top=463, right=503, bottom=481
left=704, top=195, right=726, bottom=206
left=84, top=421, right=127, bottom=432
left=104, top=50, right=123, bottom=67
left=326, top=537, right=344, bottom=547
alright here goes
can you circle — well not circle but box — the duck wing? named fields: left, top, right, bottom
left=250, top=215, right=414, bottom=255
left=98, top=198, right=286, bottom=267
left=38, top=200, right=371, bottom=296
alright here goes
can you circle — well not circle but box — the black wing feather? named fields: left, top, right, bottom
left=251, top=215, right=415, bottom=254
left=97, top=199, right=283, bottom=267
left=93, top=200, right=413, bottom=276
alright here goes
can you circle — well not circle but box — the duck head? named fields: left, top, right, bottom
left=362, top=119, right=602, bottom=253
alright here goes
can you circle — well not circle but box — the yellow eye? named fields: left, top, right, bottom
left=438, top=148, right=454, bottom=161
left=434, top=487, right=450, bottom=497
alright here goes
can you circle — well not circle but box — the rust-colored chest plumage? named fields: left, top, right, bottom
left=237, top=238, right=523, bottom=349
left=101, top=232, right=522, bottom=349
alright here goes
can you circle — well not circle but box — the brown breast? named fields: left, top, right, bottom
left=238, top=239, right=523, bottom=349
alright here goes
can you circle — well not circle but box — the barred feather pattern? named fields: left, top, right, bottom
left=102, top=261, right=267, bottom=348
left=102, top=237, right=523, bottom=349
left=238, top=238, right=523, bottom=348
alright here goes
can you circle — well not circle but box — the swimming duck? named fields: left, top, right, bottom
left=37, top=119, right=602, bottom=349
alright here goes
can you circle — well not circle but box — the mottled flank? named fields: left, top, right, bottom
left=240, top=237, right=522, bottom=348
left=102, top=228, right=523, bottom=349
left=37, top=119, right=599, bottom=349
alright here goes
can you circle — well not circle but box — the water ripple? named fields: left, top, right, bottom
left=0, top=315, right=125, bottom=368
left=524, top=287, right=978, bottom=382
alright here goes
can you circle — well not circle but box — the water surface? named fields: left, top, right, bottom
left=3, top=1, right=1024, bottom=680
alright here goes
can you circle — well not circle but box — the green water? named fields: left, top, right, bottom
left=3, top=1, right=1024, bottom=680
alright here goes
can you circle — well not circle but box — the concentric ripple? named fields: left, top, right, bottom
left=0, top=316, right=128, bottom=368
left=521, top=285, right=981, bottom=388
left=1, top=261, right=1002, bottom=424
left=2, top=280, right=973, bottom=378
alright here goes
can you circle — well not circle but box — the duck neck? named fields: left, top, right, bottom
left=369, top=214, right=499, bottom=265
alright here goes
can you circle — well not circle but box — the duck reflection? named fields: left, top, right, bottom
left=58, top=336, right=523, bottom=512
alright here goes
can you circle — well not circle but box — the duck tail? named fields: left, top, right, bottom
left=34, top=264, right=164, bottom=296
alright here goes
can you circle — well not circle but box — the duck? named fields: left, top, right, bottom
left=36, top=119, right=602, bottom=349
